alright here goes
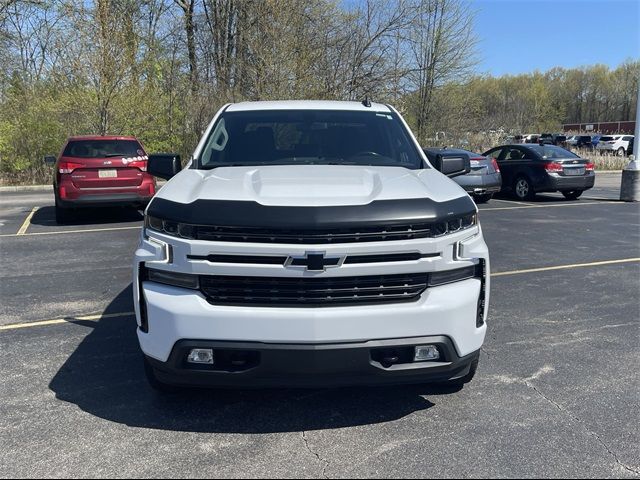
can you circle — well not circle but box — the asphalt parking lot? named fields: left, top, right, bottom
left=1, top=172, right=638, bottom=478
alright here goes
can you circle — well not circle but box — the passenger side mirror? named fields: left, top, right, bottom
left=433, top=153, right=471, bottom=178
left=148, top=153, right=181, bottom=180
left=44, top=155, right=56, bottom=165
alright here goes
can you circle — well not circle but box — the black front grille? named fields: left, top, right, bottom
left=200, top=273, right=429, bottom=306
left=195, top=224, right=443, bottom=244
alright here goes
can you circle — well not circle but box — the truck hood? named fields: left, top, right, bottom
left=155, top=165, right=467, bottom=207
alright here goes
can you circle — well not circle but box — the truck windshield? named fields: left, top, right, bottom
left=198, top=110, right=424, bottom=170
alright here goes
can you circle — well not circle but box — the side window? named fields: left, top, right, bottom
left=503, top=148, right=525, bottom=160
left=623, top=136, right=633, bottom=142
left=486, top=148, right=502, bottom=160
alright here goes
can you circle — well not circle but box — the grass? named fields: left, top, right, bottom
left=588, top=152, right=631, bottom=171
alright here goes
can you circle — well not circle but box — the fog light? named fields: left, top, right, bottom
left=187, top=348, right=214, bottom=365
left=414, top=345, right=440, bottom=362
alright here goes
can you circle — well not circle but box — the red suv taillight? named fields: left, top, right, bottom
left=126, top=160, right=148, bottom=172
left=543, top=162, right=563, bottom=172
left=586, top=162, right=595, bottom=172
left=491, top=157, right=500, bottom=173
left=58, top=160, right=84, bottom=174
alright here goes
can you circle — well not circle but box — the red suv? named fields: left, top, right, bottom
left=45, top=136, right=156, bottom=223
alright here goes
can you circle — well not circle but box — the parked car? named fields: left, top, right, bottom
left=539, top=133, right=554, bottom=145
left=136, top=100, right=489, bottom=392
left=423, top=147, right=502, bottom=203
left=44, top=136, right=156, bottom=224
left=524, top=134, right=540, bottom=144
left=483, top=144, right=595, bottom=200
left=551, top=134, right=568, bottom=148
left=596, top=135, right=634, bottom=156
left=567, top=135, right=594, bottom=150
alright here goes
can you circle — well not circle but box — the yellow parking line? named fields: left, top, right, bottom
left=492, top=258, right=640, bottom=277
left=0, top=225, right=141, bottom=238
left=0, top=311, right=135, bottom=332
left=481, top=200, right=619, bottom=212
left=16, top=207, right=39, bottom=235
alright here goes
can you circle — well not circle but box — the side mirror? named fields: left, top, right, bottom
left=44, top=155, right=56, bottom=165
left=148, top=153, right=181, bottom=180
left=434, top=153, right=471, bottom=178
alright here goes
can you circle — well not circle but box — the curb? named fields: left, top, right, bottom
left=0, top=185, right=53, bottom=193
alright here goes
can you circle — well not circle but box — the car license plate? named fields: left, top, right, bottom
left=99, top=169, right=117, bottom=178
left=564, top=168, right=585, bottom=176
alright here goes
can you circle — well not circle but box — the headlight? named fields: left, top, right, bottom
left=145, top=215, right=197, bottom=239
left=433, top=213, right=477, bottom=237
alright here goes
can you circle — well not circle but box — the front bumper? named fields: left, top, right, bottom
left=134, top=223, right=490, bottom=387
left=146, top=337, right=480, bottom=388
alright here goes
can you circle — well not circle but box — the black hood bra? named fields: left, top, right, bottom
left=147, top=196, right=476, bottom=229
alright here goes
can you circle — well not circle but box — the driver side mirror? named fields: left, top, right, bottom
left=148, top=153, right=181, bottom=180
left=44, top=155, right=56, bottom=165
left=433, top=153, right=471, bottom=178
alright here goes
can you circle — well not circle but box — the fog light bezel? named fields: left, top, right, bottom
left=414, top=345, right=441, bottom=362
left=187, top=348, right=215, bottom=365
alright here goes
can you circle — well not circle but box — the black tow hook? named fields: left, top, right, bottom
left=381, top=355, right=400, bottom=368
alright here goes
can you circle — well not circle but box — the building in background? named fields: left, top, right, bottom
left=563, top=121, right=636, bottom=134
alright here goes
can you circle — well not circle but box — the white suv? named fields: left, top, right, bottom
left=134, top=100, right=490, bottom=391
left=596, top=135, right=634, bottom=156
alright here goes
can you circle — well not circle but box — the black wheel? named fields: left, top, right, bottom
left=617, top=147, right=626, bottom=157
left=144, top=357, right=181, bottom=394
left=473, top=193, right=493, bottom=204
left=513, top=176, right=535, bottom=201
left=561, top=190, right=583, bottom=200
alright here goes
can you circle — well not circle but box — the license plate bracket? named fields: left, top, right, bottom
left=99, top=169, right=118, bottom=178
left=564, top=168, right=585, bottom=176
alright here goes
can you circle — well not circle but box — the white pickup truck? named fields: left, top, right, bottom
left=133, top=100, right=490, bottom=391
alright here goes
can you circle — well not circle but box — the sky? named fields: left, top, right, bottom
left=472, top=0, right=640, bottom=76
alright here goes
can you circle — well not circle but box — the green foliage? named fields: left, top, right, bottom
left=0, top=0, right=637, bottom=184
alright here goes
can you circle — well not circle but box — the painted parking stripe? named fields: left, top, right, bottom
left=0, top=225, right=141, bottom=238
left=490, top=198, right=536, bottom=206
left=16, top=207, right=39, bottom=235
left=2, top=258, right=639, bottom=332
left=492, top=258, right=640, bottom=277
left=0, top=311, right=135, bottom=332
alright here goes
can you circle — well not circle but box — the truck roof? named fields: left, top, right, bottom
left=226, top=100, right=392, bottom=113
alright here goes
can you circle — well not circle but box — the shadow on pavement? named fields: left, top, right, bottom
left=30, top=206, right=143, bottom=227
left=49, top=285, right=453, bottom=434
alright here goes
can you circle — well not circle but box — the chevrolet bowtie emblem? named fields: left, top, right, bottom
left=285, top=252, right=344, bottom=272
